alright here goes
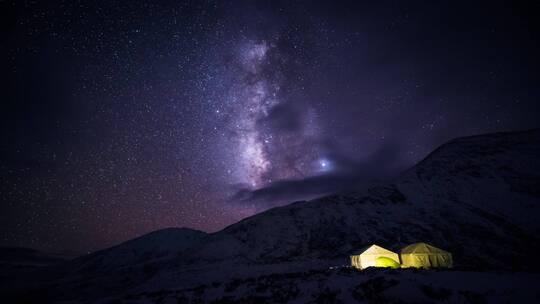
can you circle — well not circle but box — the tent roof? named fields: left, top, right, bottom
left=351, top=244, right=397, bottom=256
left=400, top=242, right=450, bottom=254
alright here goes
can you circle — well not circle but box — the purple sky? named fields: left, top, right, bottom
left=1, top=0, right=539, bottom=252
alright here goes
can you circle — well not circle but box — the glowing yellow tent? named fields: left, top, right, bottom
left=350, top=244, right=400, bottom=269
left=400, top=242, right=453, bottom=268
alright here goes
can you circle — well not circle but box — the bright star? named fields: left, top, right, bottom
left=318, top=158, right=332, bottom=172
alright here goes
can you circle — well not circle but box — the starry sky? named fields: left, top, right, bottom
left=1, top=0, right=539, bottom=253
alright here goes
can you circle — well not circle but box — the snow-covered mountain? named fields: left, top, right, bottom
left=74, top=227, right=208, bottom=272
left=185, top=129, right=540, bottom=270
left=402, top=129, right=540, bottom=233
left=2, top=129, right=539, bottom=303
left=0, top=246, right=75, bottom=296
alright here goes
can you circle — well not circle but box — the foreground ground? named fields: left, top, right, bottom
left=88, top=267, right=540, bottom=304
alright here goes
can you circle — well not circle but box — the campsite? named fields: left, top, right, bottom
left=350, top=243, right=452, bottom=270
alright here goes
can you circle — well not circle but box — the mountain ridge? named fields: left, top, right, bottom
left=2, top=129, right=540, bottom=302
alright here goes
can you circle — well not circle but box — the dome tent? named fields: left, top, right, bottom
left=350, top=244, right=400, bottom=269
left=400, top=242, right=453, bottom=268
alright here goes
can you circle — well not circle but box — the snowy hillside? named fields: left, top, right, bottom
left=73, top=227, right=208, bottom=272
left=187, top=129, right=540, bottom=270
left=402, top=129, right=540, bottom=233
left=2, top=129, right=539, bottom=303
left=96, top=268, right=540, bottom=304
left=0, top=246, right=74, bottom=293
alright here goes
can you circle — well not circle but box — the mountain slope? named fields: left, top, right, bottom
left=0, top=247, right=73, bottom=266
left=3, top=129, right=540, bottom=302
left=184, top=130, right=540, bottom=271
left=403, top=129, right=540, bottom=233
left=0, top=246, right=74, bottom=294
left=73, top=227, right=208, bottom=272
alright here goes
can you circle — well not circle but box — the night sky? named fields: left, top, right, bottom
left=1, top=1, right=539, bottom=253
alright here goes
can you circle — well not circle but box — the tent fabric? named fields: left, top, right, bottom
left=375, top=256, right=400, bottom=269
left=400, top=242, right=453, bottom=268
left=350, top=244, right=400, bottom=269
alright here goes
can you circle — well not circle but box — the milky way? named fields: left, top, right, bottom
left=1, top=1, right=539, bottom=252
left=232, top=41, right=275, bottom=187
left=222, top=40, right=321, bottom=188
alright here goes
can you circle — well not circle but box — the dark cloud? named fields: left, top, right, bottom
left=230, top=142, right=405, bottom=206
